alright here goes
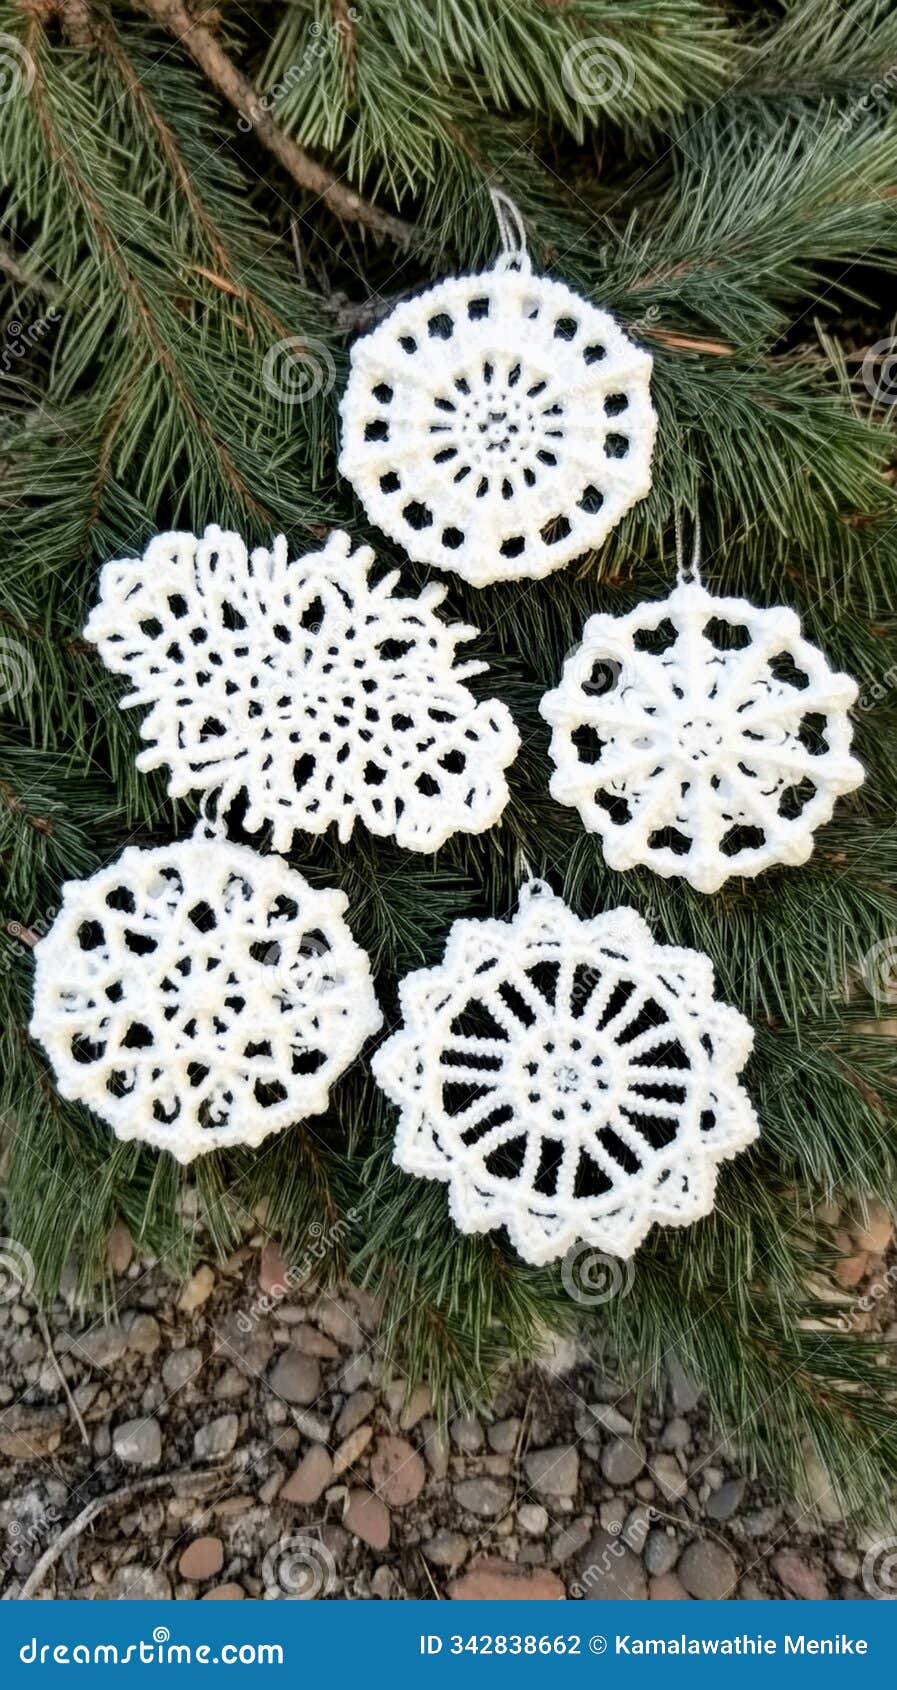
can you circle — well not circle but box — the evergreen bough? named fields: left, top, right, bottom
left=2, top=0, right=896, bottom=1517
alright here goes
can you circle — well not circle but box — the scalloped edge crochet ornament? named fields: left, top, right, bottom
left=372, top=880, right=758, bottom=1264
left=339, top=194, right=656, bottom=587
left=85, top=526, right=519, bottom=854
left=30, top=826, right=382, bottom=1163
left=540, top=561, right=864, bottom=894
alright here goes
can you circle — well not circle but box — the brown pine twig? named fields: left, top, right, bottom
left=132, top=0, right=412, bottom=246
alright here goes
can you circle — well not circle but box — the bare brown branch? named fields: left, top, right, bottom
left=132, top=0, right=412, bottom=245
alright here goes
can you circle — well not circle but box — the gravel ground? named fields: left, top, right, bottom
left=0, top=1205, right=893, bottom=1602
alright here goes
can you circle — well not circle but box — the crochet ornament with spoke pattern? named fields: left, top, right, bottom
left=339, top=194, right=657, bottom=588
left=85, top=526, right=519, bottom=854
left=29, top=823, right=382, bottom=1164
left=373, top=880, right=758, bottom=1264
left=540, top=526, right=864, bottom=893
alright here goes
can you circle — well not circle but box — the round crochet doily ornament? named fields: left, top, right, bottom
left=338, top=208, right=656, bottom=587
left=540, top=578, right=864, bottom=894
left=30, top=829, right=382, bottom=1162
left=372, top=880, right=758, bottom=1264
left=85, top=527, right=519, bottom=853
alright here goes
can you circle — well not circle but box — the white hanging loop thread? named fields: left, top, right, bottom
left=490, top=187, right=531, bottom=273
left=674, top=510, right=702, bottom=587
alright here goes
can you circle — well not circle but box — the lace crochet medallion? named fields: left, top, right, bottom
left=30, top=830, right=382, bottom=1162
left=541, top=579, right=864, bottom=894
left=339, top=265, right=656, bottom=587
left=85, top=527, right=518, bottom=853
left=372, top=881, right=758, bottom=1263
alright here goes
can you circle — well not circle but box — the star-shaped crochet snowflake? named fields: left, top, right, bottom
left=541, top=579, right=864, bottom=893
left=85, top=527, right=518, bottom=853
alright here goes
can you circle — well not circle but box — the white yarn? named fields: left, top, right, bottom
left=372, top=880, right=757, bottom=1264
left=338, top=265, right=656, bottom=587
left=541, top=578, right=864, bottom=894
left=85, top=527, right=519, bottom=853
left=30, top=829, right=382, bottom=1163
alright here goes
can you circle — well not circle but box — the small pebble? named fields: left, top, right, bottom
left=451, top=1416, right=484, bottom=1454
left=194, top=1414, right=239, bottom=1460
left=601, top=1438, right=645, bottom=1486
left=706, top=1478, right=746, bottom=1522
left=370, top=1436, right=426, bottom=1507
left=652, top=1452, right=689, bottom=1501
left=644, top=1529, right=680, bottom=1575
left=280, top=1444, right=333, bottom=1505
left=525, top=1445, right=579, bottom=1498
left=178, top=1536, right=224, bottom=1581
left=454, top=1477, right=511, bottom=1519
left=678, top=1539, right=739, bottom=1600
left=178, top=1265, right=215, bottom=1313
left=126, top=1314, right=161, bottom=1357
left=112, top=1417, right=161, bottom=1468
left=425, top=1530, right=470, bottom=1568
left=487, top=1418, right=520, bottom=1454
left=517, top=1503, right=549, bottom=1536
left=163, top=1345, right=203, bottom=1385
left=335, top=1390, right=375, bottom=1439
left=268, top=1350, right=320, bottom=1406
left=332, top=1425, right=374, bottom=1476
left=345, top=1489, right=390, bottom=1550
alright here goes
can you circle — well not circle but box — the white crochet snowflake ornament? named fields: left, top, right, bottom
left=372, top=880, right=758, bottom=1264
left=338, top=261, right=656, bottom=587
left=30, top=829, right=382, bottom=1163
left=84, top=527, right=518, bottom=854
left=541, top=578, right=864, bottom=894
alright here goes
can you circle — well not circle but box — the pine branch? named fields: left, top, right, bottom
left=131, top=0, right=413, bottom=244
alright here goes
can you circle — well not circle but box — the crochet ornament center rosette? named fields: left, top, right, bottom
left=373, top=881, right=758, bottom=1265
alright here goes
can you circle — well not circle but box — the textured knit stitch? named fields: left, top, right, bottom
left=372, top=880, right=758, bottom=1264
left=84, top=527, right=519, bottom=853
left=540, top=578, right=864, bottom=894
left=338, top=264, right=656, bottom=587
left=30, top=831, right=382, bottom=1162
